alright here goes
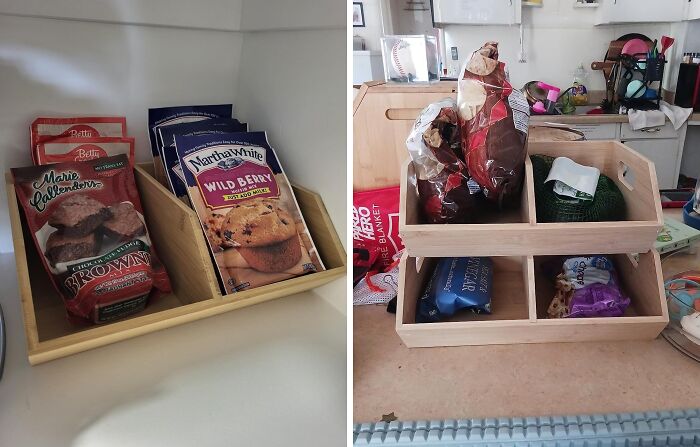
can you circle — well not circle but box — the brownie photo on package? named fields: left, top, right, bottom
left=174, top=131, right=325, bottom=294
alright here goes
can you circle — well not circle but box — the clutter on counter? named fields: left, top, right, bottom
left=352, top=185, right=403, bottom=278
left=544, top=156, right=600, bottom=202
left=416, top=257, right=493, bottom=323
left=531, top=154, right=626, bottom=223
left=406, top=98, right=479, bottom=224
left=665, top=271, right=700, bottom=321
left=352, top=186, right=404, bottom=305
left=353, top=250, right=402, bottom=306
left=547, top=256, right=630, bottom=319
left=458, top=42, right=529, bottom=205
left=12, top=154, right=172, bottom=324
left=571, top=63, right=589, bottom=106
left=655, top=217, right=700, bottom=254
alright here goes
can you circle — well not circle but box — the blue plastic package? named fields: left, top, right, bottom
left=417, top=257, right=493, bottom=323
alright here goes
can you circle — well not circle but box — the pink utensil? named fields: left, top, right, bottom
left=621, top=38, right=649, bottom=58
left=661, top=35, right=675, bottom=57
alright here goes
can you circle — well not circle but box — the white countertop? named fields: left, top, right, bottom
left=0, top=253, right=346, bottom=447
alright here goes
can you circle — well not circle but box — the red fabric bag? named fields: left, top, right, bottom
left=352, top=186, right=404, bottom=272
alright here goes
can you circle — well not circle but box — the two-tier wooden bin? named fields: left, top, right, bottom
left=395, top=140, right=668, bottom=347
left=7, top=164, right=346, bottom=364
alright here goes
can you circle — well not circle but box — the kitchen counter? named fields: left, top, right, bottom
left=530, top=113, right=630, bottom=125
left=0, top=252, right=346, bottom=447
left=353, top=208, right=700, bottom=423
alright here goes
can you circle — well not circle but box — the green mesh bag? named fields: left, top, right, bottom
left=530, top=154, right=626, bottom=222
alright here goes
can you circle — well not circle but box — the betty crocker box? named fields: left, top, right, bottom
left=174, top=132, right=325, bottom=293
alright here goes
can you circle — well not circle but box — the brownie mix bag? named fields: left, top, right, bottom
left=12, top=154, right=171, bottom=324
left=148, top=105, right=232, bottom=185
left=35, top=136, right=135, bottom=167
left=31, top=116, right=127, bottom=164
left=157, top=118, right=248, bottom=202
left=174, top=132, right=325, bottom=293
left=457, top=42, right=529, bottom=205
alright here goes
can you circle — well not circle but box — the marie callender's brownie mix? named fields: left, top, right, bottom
left=12, top=154, right=171, bottom=324
left=174, top=132, right=325, bottom=293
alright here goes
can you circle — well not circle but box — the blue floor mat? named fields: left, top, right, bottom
left=354, top=408, right=700, bottom=445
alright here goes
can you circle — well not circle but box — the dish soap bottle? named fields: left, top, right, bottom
left=571, top=63, right=589, bottom=106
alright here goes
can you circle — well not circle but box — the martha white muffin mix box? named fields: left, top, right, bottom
left=174, top=132, right=325, bottom=293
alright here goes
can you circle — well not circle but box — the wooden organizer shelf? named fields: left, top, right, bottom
left=400, top=140, right=663, bottom=256
left=396, top=251, right=668, bottom=347
left=7, top=164, right=346, bottom=365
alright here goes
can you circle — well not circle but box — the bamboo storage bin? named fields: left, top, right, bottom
left=396, top=251, right=669, bottom=347
left=399, top=140, right=663, bottom=257
left=7, top=164, right=346, bottom=365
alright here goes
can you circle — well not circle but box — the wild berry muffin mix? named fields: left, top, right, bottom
left=174, top=132, right=325, bottom=293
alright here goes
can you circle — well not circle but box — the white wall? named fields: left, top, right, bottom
left=0, top=14, right=243, bottom=252
left=240, top=0, right=344, bottom=31
left=0, top=3, right=347, bottom=256
left=0, top=0, right=243, bottom=30
left=234, top=29, right=347, bottom=246
left=443, top=0, right=674, bottom=91
left=353, top=0, right=384, bottom=51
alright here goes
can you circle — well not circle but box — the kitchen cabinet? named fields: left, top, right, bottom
left=621, top=139, right=680, bottom=189
left=353, top=51, right=384, bottom=85
left=689, top=0, right=700, bottom=21
left=432, top=0, right=521, bottom=26
left=595, top=0, right=686, bottom=25
left=566, top=123, right=619, bottom=140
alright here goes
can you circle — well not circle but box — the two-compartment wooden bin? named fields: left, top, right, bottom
left=7, top=164, right=346, bottom=364
left=396, top=140, right=669, bottom=347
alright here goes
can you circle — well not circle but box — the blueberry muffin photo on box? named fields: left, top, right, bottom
left=221, top=198, right=302, bottom=273
left=174, top=131, right=325, bottom=294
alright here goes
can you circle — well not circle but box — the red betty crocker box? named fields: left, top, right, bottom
left=35, top=136, right=135, bottom=167
left=174, top=132, right=325, bottom=294
left=30, top=117, right=127, bottom=163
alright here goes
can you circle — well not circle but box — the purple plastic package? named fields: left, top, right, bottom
left=568, top=283, right=630, bottom=318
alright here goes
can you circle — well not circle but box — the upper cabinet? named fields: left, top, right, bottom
left=595, top=0, right=686, bottom=25
left=432, top=0, right=522, bottom=26
left=688, top=0, right=700, bottom=21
